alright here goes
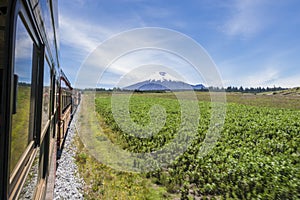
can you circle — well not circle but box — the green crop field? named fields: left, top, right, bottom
left=78, top=91, right=300, bottom=199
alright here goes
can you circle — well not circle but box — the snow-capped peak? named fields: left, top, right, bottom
left=148, top=71, right=179, bottom=82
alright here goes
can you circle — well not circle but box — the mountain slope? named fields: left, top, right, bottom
left=123, top=72, right=205, bottom=91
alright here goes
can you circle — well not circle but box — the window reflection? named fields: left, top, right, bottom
left=10, top=16, right=33, bottom=173
left=42, top=59, right=51, bottom=130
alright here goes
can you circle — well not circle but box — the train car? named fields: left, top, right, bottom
left=58, top=70, right=73, bottom=149
left=0, top=0, right=75, bottom=199
left=72, top=89, right=81, bottom=111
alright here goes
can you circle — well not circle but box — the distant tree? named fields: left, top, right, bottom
left=96, top=87, right=106, bottom=91
left=227, top=86, right=232, bottom=92
left=224, top=85, right=287, bottom=93
left=239, top=86, right=244, bottom=92
left=112, top=87, right=122, bottom=91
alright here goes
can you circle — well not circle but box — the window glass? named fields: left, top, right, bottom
left=41, top=59, right=51, bottom=130
left=10, top=16, right=34, bottom=173
left=61, top=81, right=66, bottom=112
left=40, top=0, right=56, bottom=60
left=52, top=74, right=55, bottom=114
left=55, top=81, right=59, bottom=108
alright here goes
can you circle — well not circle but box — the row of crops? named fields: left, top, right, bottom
left=95, top=93, right=300, bottom=199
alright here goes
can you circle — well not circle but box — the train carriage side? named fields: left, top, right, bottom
left=58, top=71, right=73, bottom=149
left=0, top=0, right=74, bottom=199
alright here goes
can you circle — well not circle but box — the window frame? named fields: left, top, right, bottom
left=7, top=0, right=44, bottom=198
left=1, top=0, right=59, bottom=199
left=9, top=11, right=40, bottom=193
left=40, top=56, right=52, bottom=141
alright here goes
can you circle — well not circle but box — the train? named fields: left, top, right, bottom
left=0, top=0, right=79, bottom=199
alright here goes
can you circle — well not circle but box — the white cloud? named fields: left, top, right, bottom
left=221, top=69, right=277, bottom=88
left=242, top=68, right=280, bottom=87
left=223, top=66, right=300, bottom=88
left=74, top=28, right=222, bottom=89
left=15, top=35, right=32, bottom=59
left=15, top=27, right=33, bottom=59
left=78, top=47, right=203, bottom=88
left=222, top=0, right=270, bottom=37
left=59, top=15, right=114, bottom=54
left=100, top=50, right=198, bottom=86
left=274, top=74, right=300, bottom=88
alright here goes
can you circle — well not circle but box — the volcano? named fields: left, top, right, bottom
left=123, top=72, right=205, bottom=91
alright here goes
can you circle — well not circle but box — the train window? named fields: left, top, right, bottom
left=10, top=16, right=34, bottom=173
left=41, top=58, right=51, bottom=131
left=56, top=80, right=59, bottom=107
left=51, top=73, right=55, bottom=114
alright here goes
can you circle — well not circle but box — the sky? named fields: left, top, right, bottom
left=58, top=0, right=300, bottom=89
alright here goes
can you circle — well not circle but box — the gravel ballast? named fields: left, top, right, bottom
left=54, top=107, right=85, bottom=200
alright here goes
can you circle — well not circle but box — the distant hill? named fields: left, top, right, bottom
left=259, top=87, right=300, bottom=96
left=123, top=72, right=205, bottom=91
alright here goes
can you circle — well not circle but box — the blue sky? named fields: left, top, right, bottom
left=58, top=0, right=300, bottom=88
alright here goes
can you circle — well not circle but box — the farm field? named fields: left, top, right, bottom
left=77, top=91, right=300, bottom=199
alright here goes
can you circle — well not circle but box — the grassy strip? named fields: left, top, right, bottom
left=74, top=134, right=174, bottom=200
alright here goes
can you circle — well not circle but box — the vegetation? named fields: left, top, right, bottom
left=75, top=130, right=175, bottom=200
left=116, top=91, right=300, bottom=110
left=92, top=92, right=300, bottom=199
left=76, top=92, right=175, bottom=199
left=224, top=86, right=286, bottom=93
left=10, top=85, right=31, bottom=173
